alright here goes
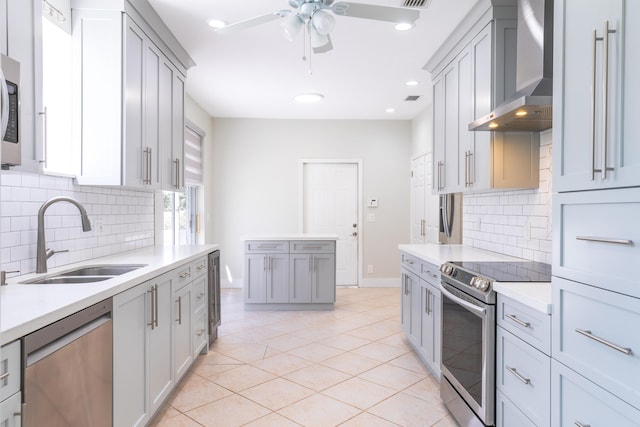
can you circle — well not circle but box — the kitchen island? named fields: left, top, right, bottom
left=243, top=234, right=338, bottom=310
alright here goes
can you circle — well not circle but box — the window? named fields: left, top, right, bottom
left=163, top=122, right=205, bottom=245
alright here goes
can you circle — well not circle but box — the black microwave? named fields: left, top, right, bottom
left=1, top=53, right=21, bottom=168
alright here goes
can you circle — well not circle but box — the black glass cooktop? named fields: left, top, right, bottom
left=449, top=261, right=552, bottom=283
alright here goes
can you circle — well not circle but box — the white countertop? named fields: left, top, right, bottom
left=0, top=244, right=218, bottom=345
left=243, top=234, right=338, bottom=241
left=399, top=243, right=552, bottom=314
left=493, top=282, right=552, bottom=314
left=398, top=243, right=522, bottom=266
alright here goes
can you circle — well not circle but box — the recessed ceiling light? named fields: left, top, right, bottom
left=386, top=108, right=396, bottom=113
left=395, top=22, right=413, bottom=31
left=294, top=93, right=324, bottom=103
left=207, top=19, right=227, bottom=29
left=406, top=80, right=419, bottom=86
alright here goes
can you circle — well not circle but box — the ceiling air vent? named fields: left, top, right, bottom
left=402, top=0, right=431, bottom=8
left=405, top=95, right=422, bottom=101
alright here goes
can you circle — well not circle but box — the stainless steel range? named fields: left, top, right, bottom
left=438, top=260, right=551, bottom=427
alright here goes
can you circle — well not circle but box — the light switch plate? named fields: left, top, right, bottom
left=367, top=213, right=376, bottom=222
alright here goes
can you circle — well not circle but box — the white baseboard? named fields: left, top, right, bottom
left=358, top=277, right=400, bottom=288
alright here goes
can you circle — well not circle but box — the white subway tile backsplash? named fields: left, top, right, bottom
left=0, top=171, right=155, bottom=274
left=463, top=130, right=552, bottom=263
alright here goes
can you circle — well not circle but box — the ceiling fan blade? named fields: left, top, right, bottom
left=313, top=35, right=333, bottom=54
left=215, top=11, right=290, bottom=35
left=339, top=2, right=420, bottom=24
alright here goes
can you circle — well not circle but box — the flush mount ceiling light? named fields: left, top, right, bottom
left=207, top=19, right=227, bottom=29
left=394, top=22, right=413, bottom=31
left=294, top=93, right=325, bottom=103
left=214, top=1, right=420, bottom=55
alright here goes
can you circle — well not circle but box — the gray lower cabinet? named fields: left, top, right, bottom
left=244, top=240, right=336, bottom=309
left=114, top=257, right=210, bottom=426
left=113, top=272, right=173, bottom=427
left=0, top=340, right=21, bottom=427
left=495, top=294, right=551, bottom=427
left=172, top=278, right=192, bottom=381
left=400, top=253, right=441, bottom=379
left=551, top=359, right=640, bottom=427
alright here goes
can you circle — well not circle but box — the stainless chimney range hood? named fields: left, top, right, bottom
left=469, top=0, right=553, bottom=132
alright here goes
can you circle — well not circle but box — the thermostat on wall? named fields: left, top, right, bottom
left=367, top=199, right=378, bottom=208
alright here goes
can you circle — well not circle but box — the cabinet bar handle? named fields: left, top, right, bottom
left=575, top=328, right=632, bottom=355
left=147, top=287, right=155, bottom=330
left=576, top=236, right=633, bottom=245
left=175, top=158, right=181, bottom=189
left=179, top=271, right=191, bottom=278
left=263, top=256, right=267, bottom=271
left=154, top=285, right=159, bottom=328
left=38, top=107, right=48, bottom=167
left=575, top=422, right=590, bottom=427
left=197, top=292, right=204, bottom=300
left=0, top=372, right=9, bottom=381
left=505, top=313, right=531, bottom=328
left=506, top=366, right=531, bottom=385
left=196, top=329, right=205, bottom=336
left=602, top=20, right=616, bottom=180
left=176, top=296, right=182, bottom=325
left=197, top=264, right=206, bottom=270
left=590, top=28, right=598, bottom=180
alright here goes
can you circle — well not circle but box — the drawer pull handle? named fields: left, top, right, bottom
left=506, top=366, right=530, bottom=385
left=576, top=236, right=633, bottom=246
left=506, top=314, right=530, bottom=328
left=196, top=329, right=206, bottom=336
left=197, top=292, right=205, bottom=300
left=575, top=328, right=632, bottom=355
left=197, top=264, right=206, bottom=270
left=0, top=372, right=9, bottom=381
left=575, top=422, right=590, bottom=427
left=180, top=272, right=191, bottom=279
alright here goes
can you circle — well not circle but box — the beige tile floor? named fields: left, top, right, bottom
left=150, top=287, right=458, bottom=427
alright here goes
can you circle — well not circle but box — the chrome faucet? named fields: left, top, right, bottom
left=36, top=196, right=92, bottom=273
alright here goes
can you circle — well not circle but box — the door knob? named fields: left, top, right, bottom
left=352, top=232, right=358, bottom=237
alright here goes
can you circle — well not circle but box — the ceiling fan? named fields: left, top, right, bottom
left=214, top=0, right=421, bottom=54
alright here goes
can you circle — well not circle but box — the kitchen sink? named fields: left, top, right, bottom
left=57, top=264, right=147, bottom=277
left=20, top=264, right=147, bottom=285
left=23, top=276, right=112, bottom=285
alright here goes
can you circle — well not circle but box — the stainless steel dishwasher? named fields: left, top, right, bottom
left=23, top=298, right=113, bottom=427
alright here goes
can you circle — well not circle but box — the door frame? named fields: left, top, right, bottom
left=298, top=159, right=363, bottom=287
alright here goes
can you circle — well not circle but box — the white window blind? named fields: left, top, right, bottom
left=184, top=127, right=202, bottom=185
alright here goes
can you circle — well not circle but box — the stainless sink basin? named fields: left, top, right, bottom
left=20, top=264, right=147, bottom=285
left=58, top=264, right=147, bottom=277
left=24, top=276, right=112, bottom=285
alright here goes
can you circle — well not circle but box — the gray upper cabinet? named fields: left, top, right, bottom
left=71, top=1, right=193, bottom=189
left=554, top=0, right=640, bottom=191
left=428, top=1, right=539, bottom=194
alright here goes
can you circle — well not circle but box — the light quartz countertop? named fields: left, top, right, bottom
left=398, top=243, right=552, bottom=314
left=243, top=234, right=338, bottom=241
left=0, top=244, right=218, bottom=345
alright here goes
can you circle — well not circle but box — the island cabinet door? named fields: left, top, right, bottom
left=312, top=253, right=336, bottom=303
left=244, top=254, right=267, bottom=303
left=290, top=254, right=312, bottom=303
left=266, top=254, right=290, bottom=303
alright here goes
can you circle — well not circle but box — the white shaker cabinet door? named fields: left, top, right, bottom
left=555, top=0, right=640, bottom=191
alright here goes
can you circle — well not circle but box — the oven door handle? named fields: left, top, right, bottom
left=440, top=283, right=486, bottom=317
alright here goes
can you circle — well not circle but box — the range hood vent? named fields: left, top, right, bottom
left=470, top=0, right=553, bottom=132
left=402, top=0, right=431, bottom=8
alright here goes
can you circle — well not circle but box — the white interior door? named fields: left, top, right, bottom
left=303, top=162, right=358, bottom=286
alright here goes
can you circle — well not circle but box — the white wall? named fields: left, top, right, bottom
left=411, top=105, right=433, bottom=156
left=0, top=171, right=154, bottom=274
left=205, top=118, right=412, bottom=288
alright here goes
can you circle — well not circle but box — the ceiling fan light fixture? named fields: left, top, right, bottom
left=394, top=22, right=414, bottom=31
left=309, top=25, right=330, bottom=48
left=281, top=13, right=304, bottom=41
left=294, top=93, right=325, bottom=103
left=311, top=9, right=335, bottom=35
